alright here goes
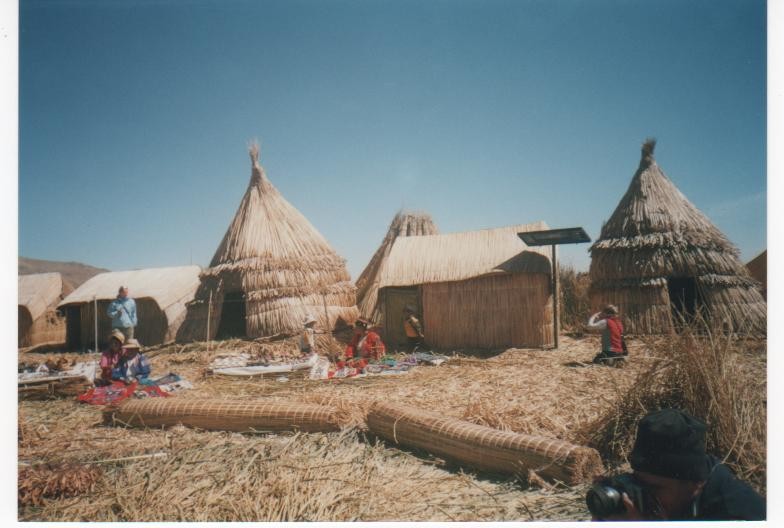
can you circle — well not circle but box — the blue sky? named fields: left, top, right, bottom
left=18, top=0, right=766, bottom=278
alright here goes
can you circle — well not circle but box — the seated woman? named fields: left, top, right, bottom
left=98, top=329, right=126, bottom=385
left=344, top=318, right=386, bottom=363
left=119, top=338, right=152, bottom=383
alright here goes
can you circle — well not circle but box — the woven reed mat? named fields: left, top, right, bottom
left=367, top=401, right=603, bottom=485
left=106, top=399, right=341, bottom=433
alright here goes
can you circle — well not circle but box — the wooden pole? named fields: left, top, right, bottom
left=206, top=290, right=213, bottom=350
left=551, top=244, right=559, bottom=350
left=94, top=295, right=98, bottom=353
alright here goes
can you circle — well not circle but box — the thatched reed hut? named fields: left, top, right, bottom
left=177, top=144, right=358, bottom=342
left=746, top=250, right=766, bottom=301
left=589, top=139, right=766, bottom=335
left=355, top=211, right=439, bottom=325
left=18, top=273, right=70, bottom=348
left=377, top=222, right=554, bottom=350
left=58, top=266, right=201, bottom=350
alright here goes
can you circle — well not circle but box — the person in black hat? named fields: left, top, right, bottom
left=595, top=408, right=765, bottom=521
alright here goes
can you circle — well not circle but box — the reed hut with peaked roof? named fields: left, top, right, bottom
left=356, top=210, right=439, bottom=325
left=18, top=273, right=70, bottom=348
left=58, top=265, right=201, bottom=350
left=177, top=144, right=358, bottom=342
left=589, top=139, right=766, bottom=335
left=377, top=222, right=554, bottom=350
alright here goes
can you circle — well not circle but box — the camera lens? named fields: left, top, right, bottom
left=586, top=485, right=624, bottom=518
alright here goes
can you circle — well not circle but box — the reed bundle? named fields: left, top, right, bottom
left=367, top=401, right=603, bottom=485
left=107, top=398, right=342, bottom=433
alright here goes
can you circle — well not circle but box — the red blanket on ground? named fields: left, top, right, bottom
left=77, top=381, right=169, bottom=406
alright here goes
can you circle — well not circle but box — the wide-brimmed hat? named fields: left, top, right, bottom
left=302, top=314, right=317, bottom=326
left=630, top=408, right=711, bottom=481
left=123, top=338, right=142, bottom=350
left=603, top=304, right=619, bottom=315
left=109, top=329, right=125, bottom=344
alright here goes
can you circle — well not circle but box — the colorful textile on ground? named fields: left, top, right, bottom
left=18, top=362, right=98, bottom=385
left=77, top=380, right=169, bottom=405
left=309, top=357, right=331, bottom=380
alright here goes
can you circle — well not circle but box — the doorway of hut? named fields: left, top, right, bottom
left=383, top=287, right=421, bottom=351
left=65, top=306, right=82, bottom=351
left=215, top=291, right=247, bottom=339
left=667, top=277, right=702, bottom=327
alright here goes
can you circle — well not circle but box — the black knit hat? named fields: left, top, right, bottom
left=630, top=409, right=711, bottom=481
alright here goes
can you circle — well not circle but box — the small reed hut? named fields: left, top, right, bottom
left=355, top=210, right=439, bottom=325
left=589, top=139, right=766, bottom=335
left=18, top=273, right=70, bottom=348
left=377, top=222, right=554, bottom=350
left=177, top=144, right=358, bottom=341
left=58, top=265, right=201, bottom=350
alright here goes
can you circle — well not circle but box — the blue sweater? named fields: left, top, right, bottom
left=107, top=297, right=137, bottom=328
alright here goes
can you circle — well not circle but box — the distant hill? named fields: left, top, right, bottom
left=18, top=256, right=109, bottom=293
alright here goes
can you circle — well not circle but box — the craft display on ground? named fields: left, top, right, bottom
left=18, top=360, right=97, bottom=400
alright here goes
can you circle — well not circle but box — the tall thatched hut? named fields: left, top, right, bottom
left=377, top=222, right=554, bottom=350
left=18, top=273, right=70, bottom=348
left=355, top=211, right=439, bottom=325
left=58, top=266, right=201, bottom=350
left=588, top=139, right=766, bottom=335
left=177, top=144, right=358, bottom=342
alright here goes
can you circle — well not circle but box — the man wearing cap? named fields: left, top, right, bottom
left=107, top=286, right=137, bottom=341
left=586, top=305, right=626, bottom=366
left=595, top=408, right=765, bottom=521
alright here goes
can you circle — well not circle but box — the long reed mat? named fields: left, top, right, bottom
left=367, top=401, right=603, bottom=485
left=107, top=399, right=341, bottom=433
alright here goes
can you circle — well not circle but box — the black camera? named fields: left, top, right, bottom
left=586, top=473, right=657, bottom=519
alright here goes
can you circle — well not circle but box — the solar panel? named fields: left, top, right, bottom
left=517, top=227, right=591, bottom=246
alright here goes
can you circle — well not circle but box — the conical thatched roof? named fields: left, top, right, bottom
left=355, top=211, right=439, bottom=323
left=178, top=144, right=358, bottom=341
left=589, top=139, right=765, bottom=334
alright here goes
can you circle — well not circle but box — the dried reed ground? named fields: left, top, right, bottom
left=18, top=334, right=764, bottom=521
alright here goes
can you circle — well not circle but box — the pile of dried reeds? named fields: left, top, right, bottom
left=558, top=265, right=591, bottom=334
left=576, top=319, right=766, bottom=492
left=19, top=463, right=103, bottom=506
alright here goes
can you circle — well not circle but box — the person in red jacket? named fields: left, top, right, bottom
left=345, top=318, right=386, bottom=361
left=587, top=304, right=627, bottom=366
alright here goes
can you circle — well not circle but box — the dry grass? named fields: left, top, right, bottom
left=576, top=321, right=767, bottom=493
left=18, top=329, right=765, bottom=521
left=558, top=265, right=591, bottom=334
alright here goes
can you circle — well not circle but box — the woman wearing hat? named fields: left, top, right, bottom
left=98, top=329, right=126, bottom=385
left=587, top=304, right=627, bottom=365
left=299, top=314, right=318, bottom=355
left=344, top=318, right=386, bottom=361
left=119, top=338, right=151, bottom=383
